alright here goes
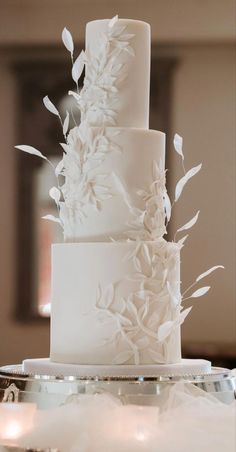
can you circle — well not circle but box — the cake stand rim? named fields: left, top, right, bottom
left=0, top=363, right=233, bottom=383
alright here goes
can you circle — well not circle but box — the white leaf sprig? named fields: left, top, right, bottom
left=62, top=27, right=74, bottom=56
left=72, top=50, right=85, bottom=83
left=196, top=265, right=224, bottom=282
left=109, top=15, right=119, bottom=28
left=63, top=111, right=70, bottom=136
left=42, top=214, right=62, bottom=224
left=55, top=159, right=64, bottom=177
left=177, top=234, right=189, bottom=248
left=176, top=210, right=200, bottom=234
left=190, top=286, right=211, bottom=298
left=49, top=187, right=61, bottom=205
left=182, top=265, right=224, bottom=300
left=15, top=145, right=48, bottom=161
left=157, top=320, right=173, bottom=342
left=157, top=306, right=192, bottom=342
left=173, top=133, right=184, bottom=160
left=175, top=163, right=202, bottom=202
left=43, top=96, right=60, bottom=117
left=163, top=191, right=172, bottom=223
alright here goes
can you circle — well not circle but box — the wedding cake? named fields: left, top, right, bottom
left=20, top=17, right=223, bottom=377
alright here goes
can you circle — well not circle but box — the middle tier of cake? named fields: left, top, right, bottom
left=50, top=240, right=182, bottom=366
left=60, top=127, right=166, bottom=241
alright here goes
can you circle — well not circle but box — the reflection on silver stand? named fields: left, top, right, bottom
left=0, top=364, right=235, bottom=409
left=0, top=364, right=235, bottom=452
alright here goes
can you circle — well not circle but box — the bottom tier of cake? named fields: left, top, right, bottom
left=50, top=240, right=185, bottom=366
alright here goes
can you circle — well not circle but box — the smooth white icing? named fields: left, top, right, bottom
left=60, top=127, right=166, bottom=241
left=85, top=19, right=150, bottom=128
left=50, top=241, right=182, bottom=365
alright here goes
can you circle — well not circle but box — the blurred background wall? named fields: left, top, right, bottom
left=0, top=0, right=235, bottom=366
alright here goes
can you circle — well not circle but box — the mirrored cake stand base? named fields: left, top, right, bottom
left=0, top=364, right=235, bottom=409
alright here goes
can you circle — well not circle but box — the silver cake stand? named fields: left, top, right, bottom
left=0, top=364, right=235, bottom=408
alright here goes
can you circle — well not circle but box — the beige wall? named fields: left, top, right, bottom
left=0, top=1, right=235, bottom=365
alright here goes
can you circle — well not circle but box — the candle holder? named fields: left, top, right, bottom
left=0, top=365, right=235, bottom=409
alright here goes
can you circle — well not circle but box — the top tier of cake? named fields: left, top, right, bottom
left=85, top=19, right=150, bottom=128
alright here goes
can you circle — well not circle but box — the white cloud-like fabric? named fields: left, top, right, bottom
left=16, top=384, right=236, bottom=452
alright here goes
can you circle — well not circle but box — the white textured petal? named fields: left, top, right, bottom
left=177, top=210, right=200, bottom=233
left=196, top=266, right=224, bottom=282
left=62, top=27, right=74, bottom=54
left=72, top=50, right=85, bottom=83
left=177, top=235, right=189, bottom=248
left=63, top=111, right=70, bottom=136
left=163, top=191, right=172, bottom=222
left=175, top=163, right=202, bottom=202
left=191, top=286, right=211, bottom=298
left=173, top=133, right=184, bottom=159
left=167, top=281, right=180, bottom=306
left=68, top=90, right=81, bottom=103
left=179, top=306, right=192, bottom=325
left=15, top=145, right=47, bottom=161
left=49, top=186, right=61, bottom=204
left=42, top=215, right=61, bottom=224
left=43, top=96, right=60, bottom=116
left=55, top=159, right=64, bottom=177
left=157, top=320, right=174, bottom=342
left=109, top=15, right=119, bottom=28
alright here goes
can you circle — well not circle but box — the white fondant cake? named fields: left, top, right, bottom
left=17, top=16, right=217, bottom=376
left=48, top=17, right=204, bottom=370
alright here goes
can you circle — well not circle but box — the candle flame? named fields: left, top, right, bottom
left=4, top=421, right=22, bottom=440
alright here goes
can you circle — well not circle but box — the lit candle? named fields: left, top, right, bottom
left=0, top=403, right=36, bottom=446
left=102, top=404, right=159, bottom=450
left=117, top=405, right=158, bottom=440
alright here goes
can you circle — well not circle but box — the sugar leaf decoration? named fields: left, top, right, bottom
left=62, top=27, right=74, bottom=55
left=49, top=187, right=61, bottom=204
left=158, top=320, right=174, bottom=342
left=15, top=145, right=47, bottom=161
left=175, top=163, right=202, bottom=202
left=177, top=210, right=200, bottom=233
left=196, top=265, right=224, bottom=282
left=42, top=214, right=61, bottom=224
left=173, top=133, right=184, bottom=160
left=177, top=234, right=189, bottom=248
left=63, top=111, right=70, bottom=136
left=43, top=96, right=60, bottom=117
left=55, top=159, right=64, bottom=177
left=109, top=15, right=119, bottom=28
left=190, top=286, right=211, bottom=298
left=179, top=306, right=192, bottom=323
left=163, top=191, right=172, bottom=222
left=72, top=50, right=85, bottom=83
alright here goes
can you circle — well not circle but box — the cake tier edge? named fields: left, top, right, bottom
left=23, top=358, right=212, bottom=377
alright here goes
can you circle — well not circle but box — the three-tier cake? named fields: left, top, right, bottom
left=22, top=18, right=214, bottom=377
